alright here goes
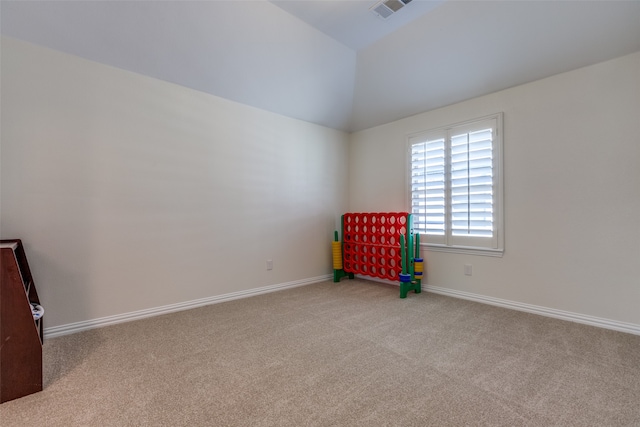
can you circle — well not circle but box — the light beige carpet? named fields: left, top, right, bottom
left=1, top=279, right=639, bottom=426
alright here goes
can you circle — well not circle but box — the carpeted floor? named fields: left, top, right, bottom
left=1, top=279, right=639, bottom=426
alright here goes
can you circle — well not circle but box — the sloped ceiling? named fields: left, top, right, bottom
left=1, top=0, right=357, bottom=131
left=352, top=0, right=640, bottom=130
left=2, top=0, right=640, bottom=132
left=270, top=0, right=447, bottom=51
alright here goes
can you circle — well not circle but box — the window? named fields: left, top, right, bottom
left=409, top=113, right=503, bottom=256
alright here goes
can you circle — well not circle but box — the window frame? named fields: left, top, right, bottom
left=407, top=113, right=504, bottom=257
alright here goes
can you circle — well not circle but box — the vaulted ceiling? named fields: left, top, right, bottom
left=2, top=1, right=640, bottom=132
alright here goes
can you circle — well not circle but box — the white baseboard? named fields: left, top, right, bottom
left=44, top=274, right=331, bottom=339
left=355, top=275, right=640, bottom=335
left=45, top=275, right=640, bottom=339
left=425, top=284, right=640, bottom=336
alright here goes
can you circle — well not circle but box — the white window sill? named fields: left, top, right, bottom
left=422, top=243, right=504, bottom=257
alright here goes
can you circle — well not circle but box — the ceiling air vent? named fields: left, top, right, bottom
left=370, top=0, right=412, bottom=20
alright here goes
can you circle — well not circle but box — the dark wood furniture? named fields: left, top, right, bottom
left=0, top=239, right=43, bottom=403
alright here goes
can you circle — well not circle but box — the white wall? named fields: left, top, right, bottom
left=3, top=35, right=638, bottom=333
left=349, top=52, right=640, bottom=326
left=1, top=37, right=349, bottom=328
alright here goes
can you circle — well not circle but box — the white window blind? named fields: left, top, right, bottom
left=408, top=114, right=503, bottom=255
left=450, top=128, right=493, bottom=237
left=411, top=137, right=445, bottom=237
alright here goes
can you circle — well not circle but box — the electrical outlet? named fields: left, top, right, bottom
left=266, top=260, right=273, bottom=271
left=464, top=264, right=472, bottom=276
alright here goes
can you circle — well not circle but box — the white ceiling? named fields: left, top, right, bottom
left=270, top=0, right=446, bottom=50
left=2, top=1, right=640, bottom=132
